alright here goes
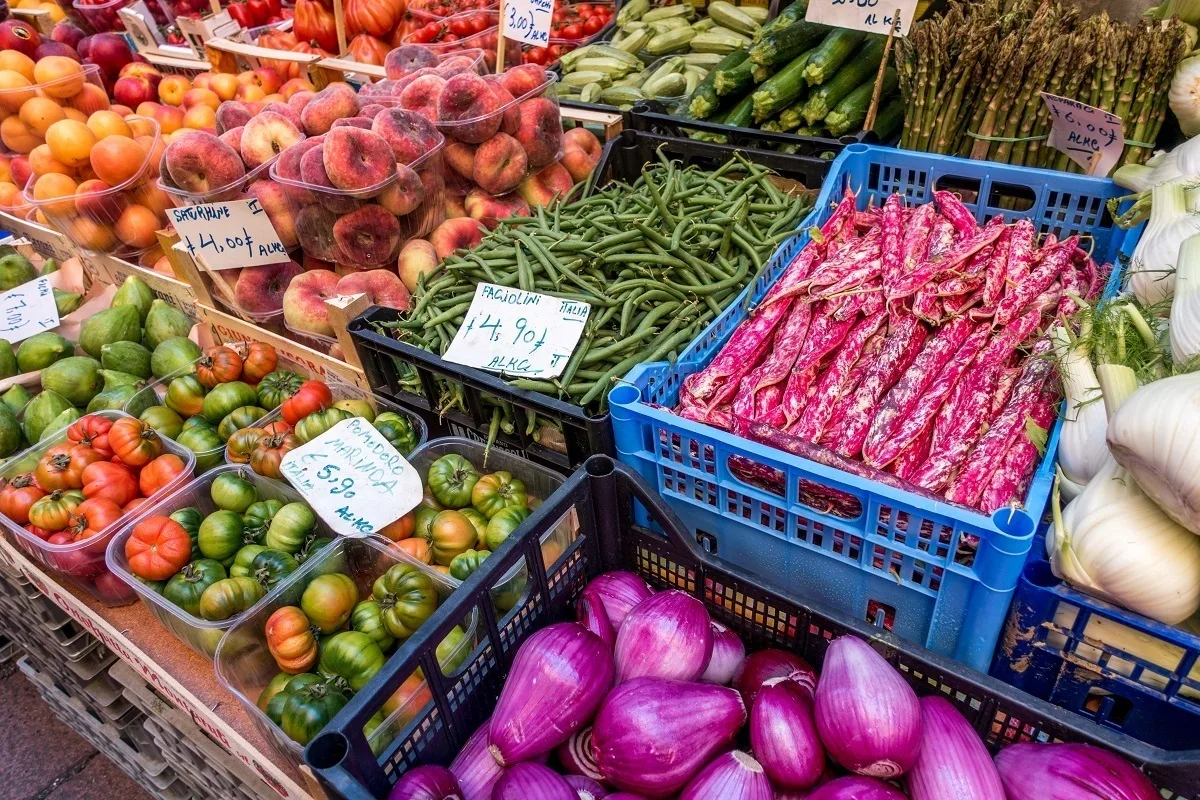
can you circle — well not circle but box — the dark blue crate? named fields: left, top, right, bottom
left=611, top=143, right=1144, bottom=672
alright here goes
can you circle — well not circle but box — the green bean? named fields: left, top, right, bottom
left=422, top=301, right=472, bottom=330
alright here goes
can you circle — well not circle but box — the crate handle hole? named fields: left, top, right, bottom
left=306, top=730, right=348, bottom=770
left=866, top=599, right=896, bottom=632
left=1082, top=689, right=1133, bottom=727
left=987, top=182, right=1036, bottom=213
left=696, top=529, right=718, bottom=555
left=933, top=176, right=983, bottom=207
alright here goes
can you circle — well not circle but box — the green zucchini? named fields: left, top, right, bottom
left=752, top=0, right=806, bottom=43
left=751, top=47, right=817, bottom=122
left=803, top=28, right=866, bottom=86
left=800, top=36, right=884, bottom=123
left=722, top=92, right=755, bottom=129
left=871, top=96, right=905, bottom=140
left=748, top=19, right=829, bottom=66
left=689, top=50, right=747, bottom=118
left=713, top=55, right=755, bottom=96
left=824, top=68, right=898, bottom=136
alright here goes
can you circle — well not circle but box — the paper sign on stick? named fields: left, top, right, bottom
left=279, top=417, right=422, bottom=538
left=0, top=276, right=59, bottom=344
left=1041, top=92, right=1124, bottom=176
left=501, top=0, right=552, bottom=46
left=443, top=283, right=591, bottom=379
left=166, top=198, right=289, bottom=271
left=805, top=0, right=917, bottom=37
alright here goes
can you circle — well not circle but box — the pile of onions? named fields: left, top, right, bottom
left=387, top=571, right=1158, bottom=800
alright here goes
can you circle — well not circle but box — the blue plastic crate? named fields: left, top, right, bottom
left=992, top=545, right=1200, bottom=751
left=610, top=143, right=1144, bottom=672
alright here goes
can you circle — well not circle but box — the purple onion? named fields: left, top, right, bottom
left=678, top=751, right=773, bottom=800
left=556, top=726, right=605, bottom=783
left=491, top=763, right=576, bottom=800
left=489, top=623, right=614, bottom=766
left=994, top=743, right=1158, bottom=800
left=605, top=795, right=649, bottom=800
left=577, top=593, right=616, bottom=649
left=804, top=776, right=907, bottom=799
left=580, top=571, right=652, bottom=629
left=449, top=719, right=504, bottom=800
left=733, top=648, right=818, bottom=708
left=749, top=676, right=825, bottom=790
left=387, top=766, right=462, bottom=800
left=699, top=621, right=745, bottom=684
left=564, top=774, right=609, bottom=799
left=908, top=696, right=1004, bottom=799
left=814, top=636, right=921, bottom=778
left=614, top=590, right=712, bottom=683
left=591, top=677, right=746, bottom=798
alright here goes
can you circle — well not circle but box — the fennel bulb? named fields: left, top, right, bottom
left=1051, top=364, right=1200, bottom=625
left=1052, top=327, right=1108, bottom=488
left=1172, top=55, right=1200, bottom=138
left=1129, top=181, right=1200, bottom=304
left=1171, top=233, right=1200, bottom=362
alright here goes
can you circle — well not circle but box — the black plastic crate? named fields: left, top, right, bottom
left=305, top=457, right=1200, bottom=799
left=347, top=128, right=832, bottom=474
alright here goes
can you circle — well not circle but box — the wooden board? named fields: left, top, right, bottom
left=88, top=252, right=200, bottom=322
left=0, top=209, right=80, bottom=264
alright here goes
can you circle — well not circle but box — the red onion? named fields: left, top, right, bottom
left=591, top=677, right=746, bottom=798
left=994, top=743, right=1158, bottom=800
left=491, top=763, right=576, bottom=800
left=749, top=676, right=825, bottom=790
left=733, top=648, right=818, bottom=707
left=489, top=623, right=614, bottom=766
left=678, top=751, right=773, bottom=800
left=614, top=590, right=713, bottom=682
left=387, top=766, right=462, bottom=800
left=449, top=719, right=504, bottom=800
left=804, top=776, right=907, bottom=799
left=556, top=726, right=605, bottom=783
left=814, top=636, right=921, bottom=778
left=699, top=621, right=745, bottom=684
left=564, top=774, right=609, bottom=798
left=577, top=593, right=616, bottom=650
left=908, top=696, right=1004, bottom=799
left=580, top=571, right=652, bottom=629
left=606, top=795, right=649, bottom=800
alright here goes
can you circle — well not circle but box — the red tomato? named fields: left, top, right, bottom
left=443, top=32, right=459, bottom=41
left=280, top=381, right=334, bottom=425
left=583, top=15, right=603, bottom=33
left=561, top=23, right=581, bottom=38
left=526, top=46, right=547, bottom=64
left=469, top=13, right=487, bottom=32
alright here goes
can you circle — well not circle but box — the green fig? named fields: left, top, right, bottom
left=52, top=289, right=82, bottom=317
left=39, top=407, right=80, bottom=442
left=100, top=369, right=144, bottom=390
left=0, top=340, right=16, bottom=380
left=16, top=331, right=72, bottom=372
left=1, top=384, right=31, bottom=415
left=23, top=390, right=73, bottom=443
left=100, top=341, right=152, bottom=379
left=111, top=275, right=154, bottom=323
left=151, top=336, right=203, bottom=379
left=42, top=356, right=104, bottom=407
left=0, top=248, right=37, bottom=291
left=143, top=300, right=192, bottom=350
left=79, top=304, right=141, bottom=359
left=37, top=258, right=59, bottom=277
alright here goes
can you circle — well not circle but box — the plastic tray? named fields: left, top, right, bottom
left=213, top=532, right=479, bottom=770
left=304, top=456, right=1200, bottom=800
left=1, top=410, right=197, bottom=607
left=104, top=464, right=332, bottom=659
left=158, top=152, right=282, bottom=209
left=0, top=64, right=106, bottom=154
left=400, top=9, right=521, bottom=72
left=992, top=548, right=1200, bottom=751
left=73, top=0, right=172, bottom=29
left=407, top=0, right=496, bottom=24
left=609, top=142, right=1146, bottom=672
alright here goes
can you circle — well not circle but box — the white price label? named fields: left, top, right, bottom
left=501, top=0, right=552, bottom=46
left=1041, top=93, right=1124, bottom=177
left=805, top=0, right=916, bottom=36
left=443, top=283, right=590, bottom=379
left=279, top=417, right=422, bottom=537
left=0, top=276, right=59, bottom=343
left=166, top=198, right=288, bottom=271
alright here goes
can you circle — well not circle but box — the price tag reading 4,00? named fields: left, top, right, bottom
left=166, top=198, right=289, bottom=272
left=443, top=283, right=591, bottom=379
left=279, top=417, right=423, bottom=538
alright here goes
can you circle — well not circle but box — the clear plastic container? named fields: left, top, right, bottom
left=104, top=465, right=333, bottom=658
left=24, top=116, right=169, bottom=260
left=214, top=534, right=480, bottom=769
left=401, top=9, right=521, bottom=72
left=406, top=0, right=496, bottom=24
left=0, top=410, right=197, bottom=607
left=158, top=153, right=283, bottom=208
left=73, top=0, right=173, bottom=29
left=160, top=0, right=213, bottom=18
left=369, top=46, right=488, bottom=88
left=0, top=64, right=106, bottom=156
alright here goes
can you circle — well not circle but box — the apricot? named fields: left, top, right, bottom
left=45, top=119, right=94, bottom=167
left=90, top=135, right=144, bottom=186
left=68, top=84, right=110, bottom=116
left=28, top=143, right=71, bottom=177
left=33, top=57, right=86, bottom=99
left=182, top=104, right=215, bottom=130
left=19, top=96, right=65, bottom=137
left=0, top=71, right=35, bottom=113
left=62, top=108, right=86, bottom=123
left=0, top=115, right=39, bottom=153
left=0, top=181, right=23, bottom=210
left=32, top=172, right=77, bottom=213
left=114, top=203, right=160, bottom=249
left=0, top=51, right=35, bottom=82
left=70, top=216, right=116, bottom=251
left=87, top=109, right=132, bottom=140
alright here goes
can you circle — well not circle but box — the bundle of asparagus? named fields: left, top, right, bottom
left=896, top=0, right=1189, bottom=171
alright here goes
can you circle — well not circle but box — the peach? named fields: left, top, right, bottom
left=114, top=203, right=159, bottom=248
left=333, top=203, right=401, bottom=268
left=68, top=83, right=109, bottom=116
left=299, top=146, right=360, bottom=214
left=514, top=97, right=561, bottom=169
left=473, top=132, right=526, bottom=195
left=69, top=216, right=115, bottom=250
left=241, top=110, right=302, bottom=169
left=464, top=188, right=528, bottom=230
left=235, top=84, right=266, bottom=104
left=240, top=68, right=283, bottom=95
left=0, top=180, right=23, bottom=211
left=517, top=161, right=573, bottom=208
left=0, top=115, right=38, bottom=153
left=299, top=83, right=359, bottom=136
left=561, top=127, right=602, bottom=182
left=359, top=103, right=387, bottom=119
left=322, top=127, right=395, bottom=191
left=279, top=78, right=315, bottom=100
left=164, top=130, right=246, bottom=197
left=399, top=74, right=446, bottom=123
left=19, top=96, right=65, bottom=136
left=152, top=256, right=172, bottom=275
left=437, top=56, right=483, bottom=80
left=282, top=268, right=340, bottom=336
left=428, top=217, right=484, bottom=260
left=33, top=56, right=85, bottom=98
left=499, top=64, right=547, bottom=99
left=371, top=108, right=441, bottom=166
left=483, top=76, right=519, bottom=135
left=443, top=140, right=476, bottom=181
left=133, top=180, right=172, bottom=219
left=182, top=88, right=220, bottom=111
left=234, top=258, right=303, bottom=314
left=208, top=73, right=239, bottom=102
left=158, top=74, right=189, bottom=106
left=219, top=125, right=243, bottom=153
left=135, top=101, right=161, bottom=118
left=154, top=104, right=184, bottom=134
left=192, top=73, right=214, bottom=90
left=407, top=167, right=445, bottom=238
left=246, top=179, right=297, bottom=249
left=332, top=117, right=373, bottom=130
left=119, top=63, right=161, bottom=87
left=437, top=73, right=503, bottom=144
left=29, top=143, right=70, bottom=177
left=385, top=45, right=438, bottom=80
left=335, top=268, right=410, bottom=310
left=10, top=155, right=31, bottom=188
left=90, top=135, right=144, bottom=186
left=396, top=238, right=438, bottom=292
left=75, top=177, right=124, bottom=222
left=260, top=100, right=301, bottom=129
left=295, top=205, right=343, bottom=261
left=444, top=193, right=466, bottom=219
left=215, top=100, right=253, bottom=134
left=0, top=155, right=11, bottom=183
left=377, top=164, right=424, bottom=216
left=114, top=76, right=156, bottom=109
left=0, top=71, right=33, bottom=113
left=183, top=104, right=216, bottom=130
left=287, top=90, right=315, bottom=116
left=274, top=135, right=322, bottom=182
left=45, top=118, right=94, bottom=167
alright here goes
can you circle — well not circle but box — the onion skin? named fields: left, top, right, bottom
left=605, top=795, right=649, bottom=800
left=614, top=590, right=713, bottom=683
left=577, top=593, right=616, bottom=650
left=564, top=774, right=609, bottom=798
left=803, top=776, right=907, bottom=799
left=994, top=742, right=1159, bottom=800
left=580, top=571, right=652, bottom=630
left=592, top=677, right=746, bottom=798
left=749, top=677, right=825, bottom=790
left=814, top=636, right=921, bottom=778
left=907, top=696, right=1004, bottom=800
left=491, top=763, right=577, bottom=800
left=699, top=621, right=745, bottom=684
left=678, top=751, right=773, bottom=800
left=386, top=765, right=462, bottom=800
left=489, top=623, right=614, bottom=766
left=556, top=726, right=605, bottom=782
left=449, top=719, right=503, bottom=800
left=733, top=648, right=818, bottom=708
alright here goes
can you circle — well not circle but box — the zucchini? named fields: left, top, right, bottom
left=742, top=5, right=769, bottom=23
left=707, top=1, right=759, bottom=36
left=723, top=92, right=755, bottom=129
left=692, top=17, right=717, bottom=31
left=751, top=47, right=817, bottom=122
left=871, top=96, right=905, bottom=140
left=642, top=4, right=694, bottom=22
left=644, top=71, right=687, bottom=97
left=748, top=19, right=829, bottom=66
left=601, top=86, right=646, bottom=106
left=800, top=35, right=884, bottom=123
left=613, top=27, right=652, bottom=53
left=753, top=0, right=805, bottom=43
left=690, top=28, right=751, bottom=53
left=688, top=49, right=746, bottom=119
left=646, top=26, right=696, bottom=54
left=713, top=55, right=755, bottom=97
left=824, top=68, right=898, bottom=136
left=803, top=28, right=866, bottom=86
left=616, top=0, right=649, bottom=26
left=580, top=82, right=604, bottom=103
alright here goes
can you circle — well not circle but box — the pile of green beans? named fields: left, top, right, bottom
left=379, top=149, right=814, bottom=415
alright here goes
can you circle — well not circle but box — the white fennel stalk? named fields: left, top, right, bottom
left=1051, top=326, right=1108, bottom=488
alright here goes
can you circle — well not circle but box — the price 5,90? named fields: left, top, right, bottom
left=315, top=463, right=357, bottom=498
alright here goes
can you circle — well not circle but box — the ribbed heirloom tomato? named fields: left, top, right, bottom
left=109, top=417, right=164, bottom=467
left=140, top=453, right=188, bottom=496
left=196, top=346, right=244, bottom=388
left=281, top=380, right=333, bottom=425
left=67, top=497, right=123, bottom=542
left=67, top=415, right=114, bottom=459
left=81, top=461, right=138, bottom=507
left=126, top=516, right=193, bottom=581
left=0, top=474, right=45, bottom=525
left=242, top=343, right=278, bottom=384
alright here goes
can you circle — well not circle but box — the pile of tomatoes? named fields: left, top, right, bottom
left=407, top=0, right=493, bottom=21
left=403, top=10, right=494, bottom=43
left=549, top=1, right=613, bottom=39
left=0, top=413, right=193, bottom=603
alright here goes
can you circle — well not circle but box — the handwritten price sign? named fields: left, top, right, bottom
left=166, top=198, right=289, bottom=272
left=279, top=417, right=422, bottom=537
left=1041, top=93, right=1124, bottom=177
left=443, top=283, right=591, bottom=379
left=805, top=0, right=917, bottom=36
left=0, top=276, right=59, bottom=344
left=501, top=0, right=552, bottom=45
